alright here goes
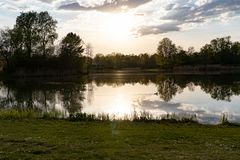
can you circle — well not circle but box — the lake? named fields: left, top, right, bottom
left=1, top=73, right=240, bottom=124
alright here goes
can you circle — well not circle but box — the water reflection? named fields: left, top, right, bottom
left=0, top=79, right=86, bottom=114
left=0, top=74, right=240, bottom=123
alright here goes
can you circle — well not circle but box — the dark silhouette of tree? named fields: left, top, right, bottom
left=60, top=32, right=84, bottom=58
left=0, top=29, right=14, bottom=68
left=14, top=11, right=58, bottom=58
left=187, top=47, right=195, bottom=55
left=156, top=77, right=181, bottom=102
left=157, top=38, right=177, bottom=57
left=156, top=38, right=177, bottom=67
left=15, top=11, right=38, bottom=58
left=36, top=11, right=58, bottom=57
left=199, top=36, right=234, bottom=64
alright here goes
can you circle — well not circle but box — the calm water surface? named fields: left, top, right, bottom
left=1, top=73, right=240, bottom=124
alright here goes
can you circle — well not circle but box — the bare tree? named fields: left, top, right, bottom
left=85, top=43, right=93, bottom=73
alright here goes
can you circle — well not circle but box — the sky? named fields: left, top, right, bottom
left=0, top=0, right=240, bottom=55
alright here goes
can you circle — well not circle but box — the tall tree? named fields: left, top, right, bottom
left=156, top=38, right=177, bottom=67
left=15, top=11, right=38, bottom=58
left=37, top=11, right=58, bottom=57
left=0, top=29, right=14, bottom=68
left=187, top=47, right=195, bottom=55
left=60, top=32, right=84, bottom=58
left=14, top=11, right=58, bottom=58
left=200, top=36, right=233, bottom=64
left=157, top=38, right=177, bottom=57
left=85, top=43, right=93, bottom=73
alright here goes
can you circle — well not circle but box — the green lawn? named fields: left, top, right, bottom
left=0, top=120, right=240, bottom=160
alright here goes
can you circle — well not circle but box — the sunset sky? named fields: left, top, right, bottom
left=0, top=0, right=240, bottom=55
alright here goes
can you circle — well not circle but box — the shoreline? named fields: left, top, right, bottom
left=0, top=64, right=240, bottom=78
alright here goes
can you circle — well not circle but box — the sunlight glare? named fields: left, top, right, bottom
left=110, top=94, right=133, bottom=117
left=103, top=13, right=135, bottom=40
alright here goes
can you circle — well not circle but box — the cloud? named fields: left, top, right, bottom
left=163, top=0, right=240, bottom=22
left=164, top=3, right=175, bottom=10
left=136, top=22, right=180, bottom=36
left=134, top=98, right=240, bottom=124
left=0, top=0, right=55, bottom=11
left=137, top=0, right=240, bottom=36
left=38, top=0, right=56, bottom=4
left=58, top=0, right=152, bottom=12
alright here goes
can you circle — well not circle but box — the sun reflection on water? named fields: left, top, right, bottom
left=108, top=94, right=133, bottom=117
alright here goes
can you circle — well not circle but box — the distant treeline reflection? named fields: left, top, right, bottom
left=91, top=74, right=240, bottom=102
left=0, top=74, right=239, bottom=113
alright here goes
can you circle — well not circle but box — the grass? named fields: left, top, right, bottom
left=0, top=110, right=240, bottom=159
left=0, top=109, right=235, bottom=125
left=0, top=119, right=240, bottom=159
left=0, top=109, right=65, bottom=120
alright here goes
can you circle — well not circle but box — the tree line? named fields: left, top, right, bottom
left=1, top=11, right=240, bottom=74
left=92, top=53, right=158, bottom=69
left=92, top=37, right=240, bottom=70
left=0, top=11, right=88, bottom=75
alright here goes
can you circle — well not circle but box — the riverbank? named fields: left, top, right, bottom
left=92, top=65, right=240, bottom=74
left=0, top=119, right=240, bottom=159
left=0, top=65, right=240, bottom=79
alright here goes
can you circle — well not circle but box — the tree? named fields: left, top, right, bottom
left=36, top=11, right=58, bottom=57
left=156, top=38, right=177, bottom=67
left=200, top=44, right=215, bottom=64
left=85, top=43, right=93, bottom=73
left=60, top=32, right=84, bottom=58
left=210, top=36, right=232, bottom=54
left=85, top=43, right=93, bottom=58
left=187, top=47, right=195, bottom=55
left=14, top=11, right=58, bottom=58
left=231, top=42, right=240, bottom=55
left=200, top=36, right=233, bottom=64
left=15, top=11, right=38, bottom=58
left=157, top=38, right=177, bottom=57
left=0, top=29, right=14, bottom=68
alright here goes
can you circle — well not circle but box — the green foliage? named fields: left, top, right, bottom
left=0, top=11, right=87, bottom=75
left=59, top=32, right=84, bottom=58
left=36, top=11, right=58, bottom=57
left=1, top=10, right=240, bottom=74
left=1, top=119, right=240, bottom=159
left=0, top=109, right=197, bottom=124
left=0, top=109, right=64, bottom=120
left=157, top=38, right=177, bottom=57
left=15, top=11, right=39, bottom=58
left=155, top=36, right=240, bottom=68
left=14, top=11, right=57, bottom=58
left=0, top=29, right=14, bottom=68
left=92, top=53, right=158, bottom=69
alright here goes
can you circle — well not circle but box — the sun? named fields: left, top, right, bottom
left=103, top=13, right=136, bottom=40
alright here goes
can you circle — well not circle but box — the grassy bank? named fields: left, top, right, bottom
left=0, top=119, right=240, bottom=159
